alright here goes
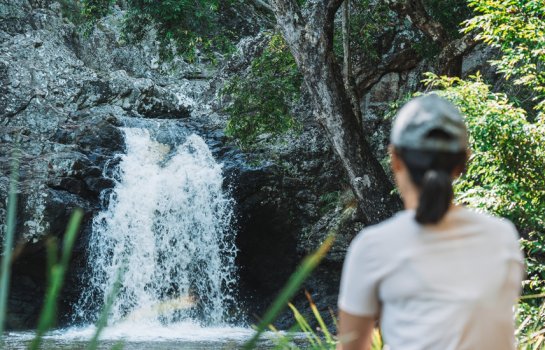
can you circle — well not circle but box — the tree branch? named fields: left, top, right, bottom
left=268, top=0, right=402, bottom=222
left=437, top=34, right=477, bottom=76
left=342, top=0, right=362, bottom=126
left=325, top=0, right=345, bottom=18
left=386, top=0, right=449, bottom=46
left=355, top=47, right=420, bottom=94
left=253, top=0, right=273, bottom=12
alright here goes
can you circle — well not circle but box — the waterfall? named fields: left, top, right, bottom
left=75, top=128, right=238, bottom=326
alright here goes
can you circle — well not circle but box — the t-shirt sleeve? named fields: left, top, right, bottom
left=504, top=220, right=525, bottom=278
left=337, top=232, right=382, bottom=317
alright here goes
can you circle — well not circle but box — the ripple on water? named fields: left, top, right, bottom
left=4, top=323, right=282, bottom=349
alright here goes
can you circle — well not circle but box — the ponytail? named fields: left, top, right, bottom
left=396, top=148, right=466, bottom=225
left=415, top=169, right=453, bottom=224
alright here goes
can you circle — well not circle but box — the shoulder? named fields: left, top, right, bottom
left=459, top=207, right=519, bottom=240
left=347, top=210, right=416, bottom=258
left=457, top=207, right=523, bottom=259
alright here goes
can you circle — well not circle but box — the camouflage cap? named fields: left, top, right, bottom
left=390, top=93, right=468, bottom=152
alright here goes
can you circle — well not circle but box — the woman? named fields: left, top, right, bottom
left=337, top=94, right=524, bottom=350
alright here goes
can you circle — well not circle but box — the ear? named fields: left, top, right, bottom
left=388, top=145, right=403, bottom=172
left=452, top=149, right=471, bottom=178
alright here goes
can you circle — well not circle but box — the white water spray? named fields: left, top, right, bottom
left=76, top=128, right=237, bottom=326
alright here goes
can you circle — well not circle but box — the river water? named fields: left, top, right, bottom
left=3, top=324, right=280, bottom=349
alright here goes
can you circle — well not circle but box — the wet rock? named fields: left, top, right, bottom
left=6, top=274, right=43, bottom=330
left=133, top=79, right=192, bottom=118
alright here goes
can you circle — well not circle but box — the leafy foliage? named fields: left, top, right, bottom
left=333, top=0, right=395, bottom=65
left=318, top=191, right=342, bottom=215
left=423, top=0, right=471, bottom=40
left=449, top=9, right=545, bottom=339
left=81, top=0, right=115, bottom=22
left=464, top=0, right=545, bottom=116
left=58, top=0, right=86, bottom=26
left=412, top=0, right=472, bottom=58
left=76, top=0, right=236, bottom=61
left=419, top=72, right=545, bottom=345
left=222, top=33, right=303, bottom=148
left=122, top=0, right=235, bottom=61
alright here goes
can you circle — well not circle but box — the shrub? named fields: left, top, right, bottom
left=464, top=0, right=545, bottom=116
left=222, top=33, right=303, bottom=149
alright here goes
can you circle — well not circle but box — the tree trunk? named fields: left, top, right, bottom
left=269, top=0, right=401, bottom=224
left=341, top=0, right=363, bottom=127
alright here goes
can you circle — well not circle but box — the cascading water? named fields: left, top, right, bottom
left=75, top=128, right=238, bottom=327
left=3, top=127, right=285, bottom=349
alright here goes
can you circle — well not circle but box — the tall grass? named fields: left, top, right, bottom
left=0, top=147, right=20, bottom=340
left=267, top=297, right=544, bottom=350
left=266, top=288, right=382, bottom=350
left=30, top=209, right=83, bottom=350
left=0, top=164, right=124, bottom=349
left=87, top=266, right=125, bottom=350
left=0, top=146, right=89, bottom=347
left=242, top=234, right=335, bottom=350
left=517, top=299, right=545, bottom=350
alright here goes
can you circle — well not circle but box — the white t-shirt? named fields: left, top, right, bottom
left=338, top=207, right=524, bottom=350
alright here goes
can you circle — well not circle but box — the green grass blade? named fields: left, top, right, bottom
left=45, top=237, right=57, bottom=283
left=371, top=329, right=383, bottom=350
left=288, top=303, right=320, bottom=346
left=0, top=147, right=20, bottom=340
left=59, top=209, right=83, bottom=268
left=87, top=266, right=124, bottom=350
left=29, top=209, right=83, bottom=350
left=328, top=307, right=338, bottom=333
left=242, top=234, right=335, bottom=350
left=271, top=323, right=301, bottom=350
left=305, top=290, right=333, bottom=344
left=520, top=293, right=545, bottom=300
left=110, top=341, right=125, bottom=350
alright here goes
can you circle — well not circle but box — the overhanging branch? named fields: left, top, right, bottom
left=437, top=34, right=477, bottom=76
left=253, top=0, right=273, bottom=12
left=386, top=0, right=449, bottom=46
left=326, top=0, right=345, bottom=18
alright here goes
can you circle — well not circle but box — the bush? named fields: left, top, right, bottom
left=222, top=33, right=303, bottom=149
left=77, top=0, right=236, bottom=62
left=463, top=0, right=545, bottom=116
left=123, top=0, right=235, bottom=61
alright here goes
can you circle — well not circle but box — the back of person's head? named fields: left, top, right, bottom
left=390, top=94, right=469, bottom=225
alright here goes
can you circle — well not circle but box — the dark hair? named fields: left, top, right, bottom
left=396, top=143, right=467, bottom=225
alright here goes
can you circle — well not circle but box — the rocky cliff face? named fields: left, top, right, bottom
left=0, top=0, right=492, bottom=331
left=0, top=0, right=219, bottom=328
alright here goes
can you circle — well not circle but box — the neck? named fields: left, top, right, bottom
left=398, top=178, right=420, bottom=210
left=403, top=193, right=459, bottom=213
left=402, top=190, right=419, bottom=210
